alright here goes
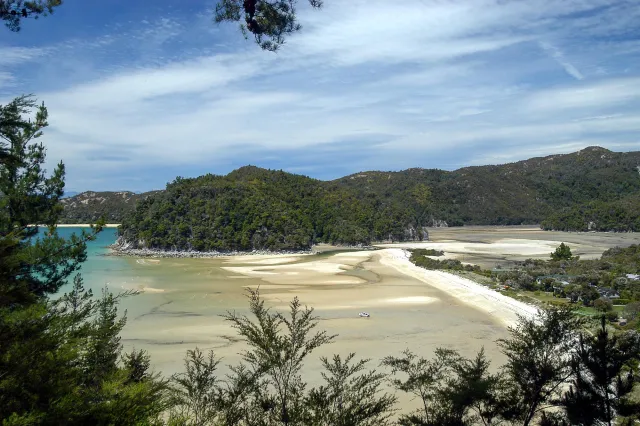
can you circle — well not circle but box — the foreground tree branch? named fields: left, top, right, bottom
left=215, top=0, right=323, bottom=51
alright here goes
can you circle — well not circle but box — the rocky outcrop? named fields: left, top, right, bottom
left=431, top=219, right=449, bottom=228
left=109, top=236, right=376, bottom=258
left=108, top=245, right=312, bottom=258
left=402, top=226, right=429, bottom=241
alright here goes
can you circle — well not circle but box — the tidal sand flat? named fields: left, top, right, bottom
left=378, top=226, right=640, bottom=268
left=67, top=226, right=640, bottom=413
left=112, top=250, right=508, bottom=377
left=95, top=248, right=508, bottom=414
left=99, top=227, right=640, bottom=377
left=377, top=248, right=538, bottom=327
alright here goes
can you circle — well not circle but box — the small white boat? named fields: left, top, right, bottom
left=358, top=312, right=370, bottom=318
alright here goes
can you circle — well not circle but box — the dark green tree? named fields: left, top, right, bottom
left=410, top=183, right=432, bottom=237
left=0, top=96, right=102, bottom=308
left=383, top=348, right=512, bottom=426
left=0, top=97, right=167, bottom=424
left=580, top=285, right=601, bottom=307
left=443, top=348, right=516, bottom=426
left=0, top=0, right=62, bottom=31
left=561, top=316, right=640, bottom=426
left=0, top=273, right=168, bottom=424
left=222, top=288, right=336, bottom=424
left=551, top=243, right=573, bottom=261
left=123, top=348, right=153, bottom=384
left=593, top=298, right=613, bottom=313
left=382, top=348, right=462, bottom=425
left=83, top=287, right=127, bottom=386
left=624, top=301, right=640, bottom=320
left=169, top=348, right=222, bottom=426
left=305, top=353, right=397, bottom=426
left=496, top=306, right=583, bottom=426
left=215, top=0, right=323, bottom=51
left=170, top=290, right=395, bottom=425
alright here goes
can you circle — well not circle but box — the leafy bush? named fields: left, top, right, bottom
left=551, top=243, right=573, bottom=261
left=409, top=250, right=482, bottom=273
left=593, top=298, right=613, bottom=312
left=411, top=248, right=445, bottom=257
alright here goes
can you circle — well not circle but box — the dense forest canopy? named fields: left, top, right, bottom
left=540, top=193, right=640, bottom=232
left=108, top=146, right=640, bottom=252
left=118, top=166, right=423, bottom=251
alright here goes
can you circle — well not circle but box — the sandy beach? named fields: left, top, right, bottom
left=377, top=248, right=538, bottom=327
left=218, top=246, right=539, bottom=327
left=114, top=246, right=512, bottom=373
left=379, top=226, right=640, bottom=267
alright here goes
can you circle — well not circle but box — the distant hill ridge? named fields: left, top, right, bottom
left=59, top=146, right=640, bottom=249
left=60, top=190, right=160, bottom=224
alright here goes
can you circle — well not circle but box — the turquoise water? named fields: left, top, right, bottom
left=53, top=227, right=124, bottom=295
left=45, top=227, right=264, bottom=374
left=38, top=226, right=518, bottom=386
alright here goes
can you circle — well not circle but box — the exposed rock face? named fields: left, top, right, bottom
left=61, top=191, right=137, bottom=208
left=402, top=226, right=429, bottom=241
left=108, top=245, right=312, bottom=258
left=110, top=236, right=373, bottom=257
left=431, top=219, right=449, bottom=228
left=588, top=221, right=597, bottom=231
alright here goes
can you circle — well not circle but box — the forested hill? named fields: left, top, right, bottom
left=117, top=166, right=427, bottom=251
left=336, top=146, right=640, bottom=230
left=64, top=146, right=640, bottom=250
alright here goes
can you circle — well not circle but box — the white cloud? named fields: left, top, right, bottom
left=524, top=77, right=640, bottom=113
left=0, top=72, right=14, bottom=88
left=539, top=41, right=584, bottom=80
left=3, top=0, right=640, bottom=190
left=0, top=46, right=46, bottom=66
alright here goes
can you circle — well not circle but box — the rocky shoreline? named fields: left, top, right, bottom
left=107, top=239, right=378, bottom=259
left=107, top=245, right=314, bottom=258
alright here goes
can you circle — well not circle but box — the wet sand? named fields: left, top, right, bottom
left=102, top=226, right=640, bottom=413
left=379, top=226, right=640, bottom=268
left=118, top=250, right=508, bottom=373
left=378, top=248, right=538, bottom=327
left=113, top=249, right=508, bottom=414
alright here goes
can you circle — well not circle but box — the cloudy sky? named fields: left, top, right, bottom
left=1, top=0, right=639, bottom=192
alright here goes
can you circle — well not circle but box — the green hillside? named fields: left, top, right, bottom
left=63, top=147, right=640, bottom=251
left=336, top=146, right=640, bottom=227
left=541, top=193, right=640, bottom=232
left=117, top=167, right=422, bottom=251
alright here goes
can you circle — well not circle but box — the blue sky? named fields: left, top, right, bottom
left=1, top=0, right=640, bottom=192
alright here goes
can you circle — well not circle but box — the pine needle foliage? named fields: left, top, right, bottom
left=214, top=0, right=322, bottom=51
